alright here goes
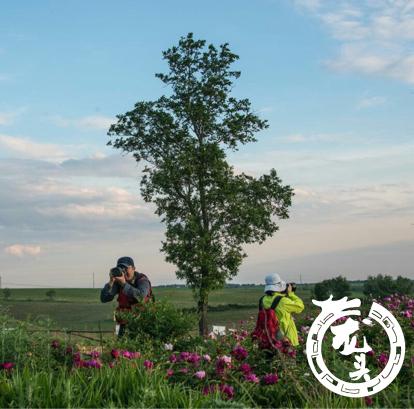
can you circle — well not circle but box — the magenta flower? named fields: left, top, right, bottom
left=109, top=361, right=116, bottom=368
left=73, top=352, right=81, bottom=362
left=244, top=373, right=259, bottom=383
left=166, top=369, right=174, bottom=377
left=287, top=349, right=297, bottom=358
left=262, top=373, right=279, bottom=385
left=143, top=360, right=154, bottom=370
left=365, top=396, right=373, bottom=406
left=122, top=350, right=132, bottom=359
left=169, top=354, right=177, bottom=363
left=0, top=362, right=14, bottom=371
left=179, top=367, right=189, bottom=374
left=130, top=352, right=141, bottom=359
left=231, top=345, right=248, bottom=361
left=367, top=349, right=375, bottom=357
left=86, top=359, right=102, bottom=369
left=195, top=370, right=206, bottom=380
left=187, top=353, right=201, bottom=364
left=378, top=352, right=389, bottom=367
left=239, top=362, right=252, bottom=374
left=90, top=350, right=100, bottom=359
left=111, top=349, right=120, bottom=359
left=220, top=384, right=235, bottom=400
left=65, top=346, right=73, bottom=355
left=178, top=351, right=190, bottom=361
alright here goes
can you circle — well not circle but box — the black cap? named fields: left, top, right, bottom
left=117, top=256, right=134, bottom=268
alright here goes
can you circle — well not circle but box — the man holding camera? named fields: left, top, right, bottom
left=100, top=256, right=153, bottom=336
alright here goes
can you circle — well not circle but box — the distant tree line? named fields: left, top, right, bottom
left=312, top=274, right=413, bottom=300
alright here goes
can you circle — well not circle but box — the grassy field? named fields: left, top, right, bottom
left=0, top=284, right=364, bottom=332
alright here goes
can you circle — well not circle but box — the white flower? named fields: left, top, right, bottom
left=164, top=343, right=173, bottom=351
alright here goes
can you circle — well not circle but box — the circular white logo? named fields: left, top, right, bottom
left=306, top=296, right=405, bottom=398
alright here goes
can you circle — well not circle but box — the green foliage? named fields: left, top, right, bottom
left=45, top=289, right=56, bottom=301
left=363, top=274, right=414, bottom=298
left=2, top=288, right=11, bottom=300
left=313, top=276, right=351, bottom=301
left=119, top=300, right=196, bottom=343
left=108, top=33, right=293, bottom=334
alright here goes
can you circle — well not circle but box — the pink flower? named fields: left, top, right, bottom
left=244, top=373, right=259, bottom=383
left=262, top=373, right=279, bottom=385
left=203, top=354, right=211, bottom=362
left=130, top=352, right=141, bottom=359
left=90, top=350, right=100, bottom=358
left=122, top=350, right=132, bottom=359
left=195, top=370, right=206, bottom=379
left=179, top=367, right=189, bottom=374
left=231, top=345, right=248, bottom=361
left=166, top=369, right=174, bottom=377
left=365, top=396, right=373, bottom=406
left=111, top=349, right=120, bottom=359
left=143, top=360, right=154, bottom=370
left=169, top=354, right=177, bottom=363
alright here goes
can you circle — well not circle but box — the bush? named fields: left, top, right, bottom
left=313, top=276, right=351, bottom=300
left=118, top=300, right=196, bottom=343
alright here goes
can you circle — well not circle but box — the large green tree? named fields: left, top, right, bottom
left=108, top=33, right=294, bottom=335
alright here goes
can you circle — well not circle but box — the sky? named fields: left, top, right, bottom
left=0, top=0, right=413, bottom=288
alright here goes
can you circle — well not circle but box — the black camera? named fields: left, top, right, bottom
left=283, top=282, right=297, bottom=293
left=110, top=266, right=125, bottom=277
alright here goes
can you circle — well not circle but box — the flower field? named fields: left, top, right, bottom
left=0, top=294, right=413, bottom=408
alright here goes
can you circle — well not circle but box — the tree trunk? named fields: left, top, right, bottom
left=198, top=294, right=208, bottom=336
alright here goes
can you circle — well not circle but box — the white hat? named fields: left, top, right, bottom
left=264, top=273, right=286, bottom=293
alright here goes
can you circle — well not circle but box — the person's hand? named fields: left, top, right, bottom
left=287, top=283, right=293, bottom=294
left=114, top=274, right=126, bottom=287
left=108, top=272, right=116, bottom=287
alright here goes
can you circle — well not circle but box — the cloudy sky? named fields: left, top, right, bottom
left=1, top=0, right=413, bottom=288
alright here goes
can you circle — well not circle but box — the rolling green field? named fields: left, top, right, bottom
left=0, top=284, right=364, bottom=332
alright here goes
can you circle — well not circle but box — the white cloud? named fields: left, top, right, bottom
left=294, top=0, right=414, bottom=84
left=52, top=115, right=115, bottom=131
left=5, top=244, right=41, bottom=257
left=0, top=107, right=25, bottom=125
left=356, top=95, right=387, bottom=109
left=0, top=112, right=16, bottom=125
left=0, top=134, right=67, bottom=161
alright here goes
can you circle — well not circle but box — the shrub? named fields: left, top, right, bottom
left=118, top=300, right=196, bottom=343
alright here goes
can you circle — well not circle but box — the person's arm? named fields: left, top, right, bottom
left=281, top=291, right=304, bottom=314
left=122, top=278, right=150, bottom=301
left=100, top=276, right=120, bottom=303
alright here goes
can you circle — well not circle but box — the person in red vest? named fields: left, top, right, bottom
left=100, top=256, right=154, bottom=336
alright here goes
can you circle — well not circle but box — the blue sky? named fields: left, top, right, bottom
left=1, top=0, right=413, bottom=287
